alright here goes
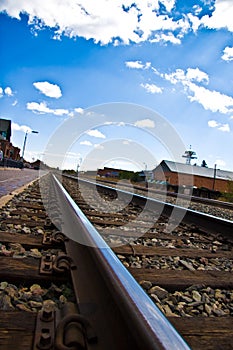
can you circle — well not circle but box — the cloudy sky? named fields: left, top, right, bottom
left=0, top=0, right=233, bottom=171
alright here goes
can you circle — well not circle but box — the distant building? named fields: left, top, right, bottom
left=0, top=118, right=11, bottom=141
left=29, top=159, right=41, bottom=170
left=0, top=118, right=21, bottom=162
left=97, top=167, right=121, bottom=178
left=153, top=160, right=233, bottom=193
left=95, top=167, right=146, bottom=182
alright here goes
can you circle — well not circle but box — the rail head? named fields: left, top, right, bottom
left=50, top=174, right=191, bottom=350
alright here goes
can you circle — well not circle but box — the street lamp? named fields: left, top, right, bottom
left=143, top=162, right=147, bottom=179
left=21, top=130, right=39, bottom=161
left=76, top=157, right=82, bottom=177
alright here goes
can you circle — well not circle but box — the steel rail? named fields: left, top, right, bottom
left=93, top=176, right=233, bottom=211
left=73, top=176, right=233, bottom=241
left=50, top=174, right=191, bottom=350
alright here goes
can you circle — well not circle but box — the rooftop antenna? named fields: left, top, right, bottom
left=182, top=145, right=197, bottom=165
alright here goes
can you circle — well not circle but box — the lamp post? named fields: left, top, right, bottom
left=143, top=162, right=147, bottom=178
left=76, top=157, right=82, bottom=177
left=21, top=130, right=39, bottom=161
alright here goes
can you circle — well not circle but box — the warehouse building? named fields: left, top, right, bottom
left=153, top=160, right=233, bottom=193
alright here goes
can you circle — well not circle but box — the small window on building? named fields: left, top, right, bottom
left=0, top=131, right=7, bottom=140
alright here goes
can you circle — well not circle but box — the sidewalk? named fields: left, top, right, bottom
left=0, top=168, right=40, bottom=198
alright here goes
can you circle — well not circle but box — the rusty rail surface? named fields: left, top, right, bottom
left=49, top=174, right=191, bottom=350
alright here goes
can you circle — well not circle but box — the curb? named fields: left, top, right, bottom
left=0, top=177, right=40, bottom=208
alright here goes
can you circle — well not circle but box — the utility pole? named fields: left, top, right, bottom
left=212, top=164, right=217, bottom=190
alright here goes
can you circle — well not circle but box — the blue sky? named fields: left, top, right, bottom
left=0, top=0, right=233, bottom=172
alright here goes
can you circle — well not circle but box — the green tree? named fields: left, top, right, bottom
left=201, top=160, right=208, bottom=167
left=220, top=180, right=233, bottom=202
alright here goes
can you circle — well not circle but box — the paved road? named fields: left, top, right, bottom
left=0, top=168, right=40, bottom=198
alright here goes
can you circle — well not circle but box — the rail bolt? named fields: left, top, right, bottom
left=37, top=328, right=52, bottom=349
left=40, top=308, right=53, bottom=322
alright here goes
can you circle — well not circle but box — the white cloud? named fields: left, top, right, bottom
left=52, top=108, right=69, bottom=116
left=208, top=120, right=230, bottom=132
left=86, top=129, right=106, bottom=138
left=69, top=108, right=84, bottom=117
left=198, top=0, right=233, bottom=32
left=125, top=60, right=151, bottom=69
left=164, top=67, right=209, bottom=85
left=187, top=83, right=233, bottom=114
left=2, top=0, right=233, bottom=60
left=4, top=87, right=13, bottom=96
left=3, top=0, right=233, bottom=47
left=0, top=86, right=14, bottom=97
left=218, top=123, right=230, bottom=132
left=125, top=61, right=144, bottom=69
left=103, top=121, right=126, bottom=127
left=140, top=83, right=162, bottom=94
left=134, top=118, right=155, bottom=128
left=27, top=101, right=50, bottom=114
left=221, top=46, right=233, bottom=61
left=193, top=4, right=202, bottom=16
left=187, top=0, right=233, bottom=34
left=208, top=120, right=219, bottom=128
left=164, top=69, right=186, bottom=84
left=150, top=32, right=181, bottom=45
left=74, top=107, right=84, bottom=114
left=80, top=140, right=92, bottom=146
left=33, top=81, right=62, bottom=98
left=116, top=122, right=126, bottom=126
left=94, top=144, right=104, bottom=149
left=11, top=122, right=32, bottom=133
left=27, top=101, right=69, bottom=116
left=136, top=5, right=190, bottom=43
left=12, top=100, right=18, bottom=106
left=186, top=68, right=209, bottom=84
left=163, top=67, right=233, bottom=114
left=0, top=0, right=190, bottom=45
left=187, top=13, right=201, bottom=32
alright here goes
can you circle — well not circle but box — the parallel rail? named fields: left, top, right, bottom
left=93, top=176, right=233, bottom=211
left=73, top=176, right=233, bottom=241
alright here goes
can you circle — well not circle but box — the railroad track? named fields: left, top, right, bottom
left=93, top=176, right=233, bottom=215
left=0, top=174, right=189, bottom=350
left=61, top=175, right=233, bottom=350
left=0, top=173, right=232, bottom=349
left=0, top=178, right=78, bottom=350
